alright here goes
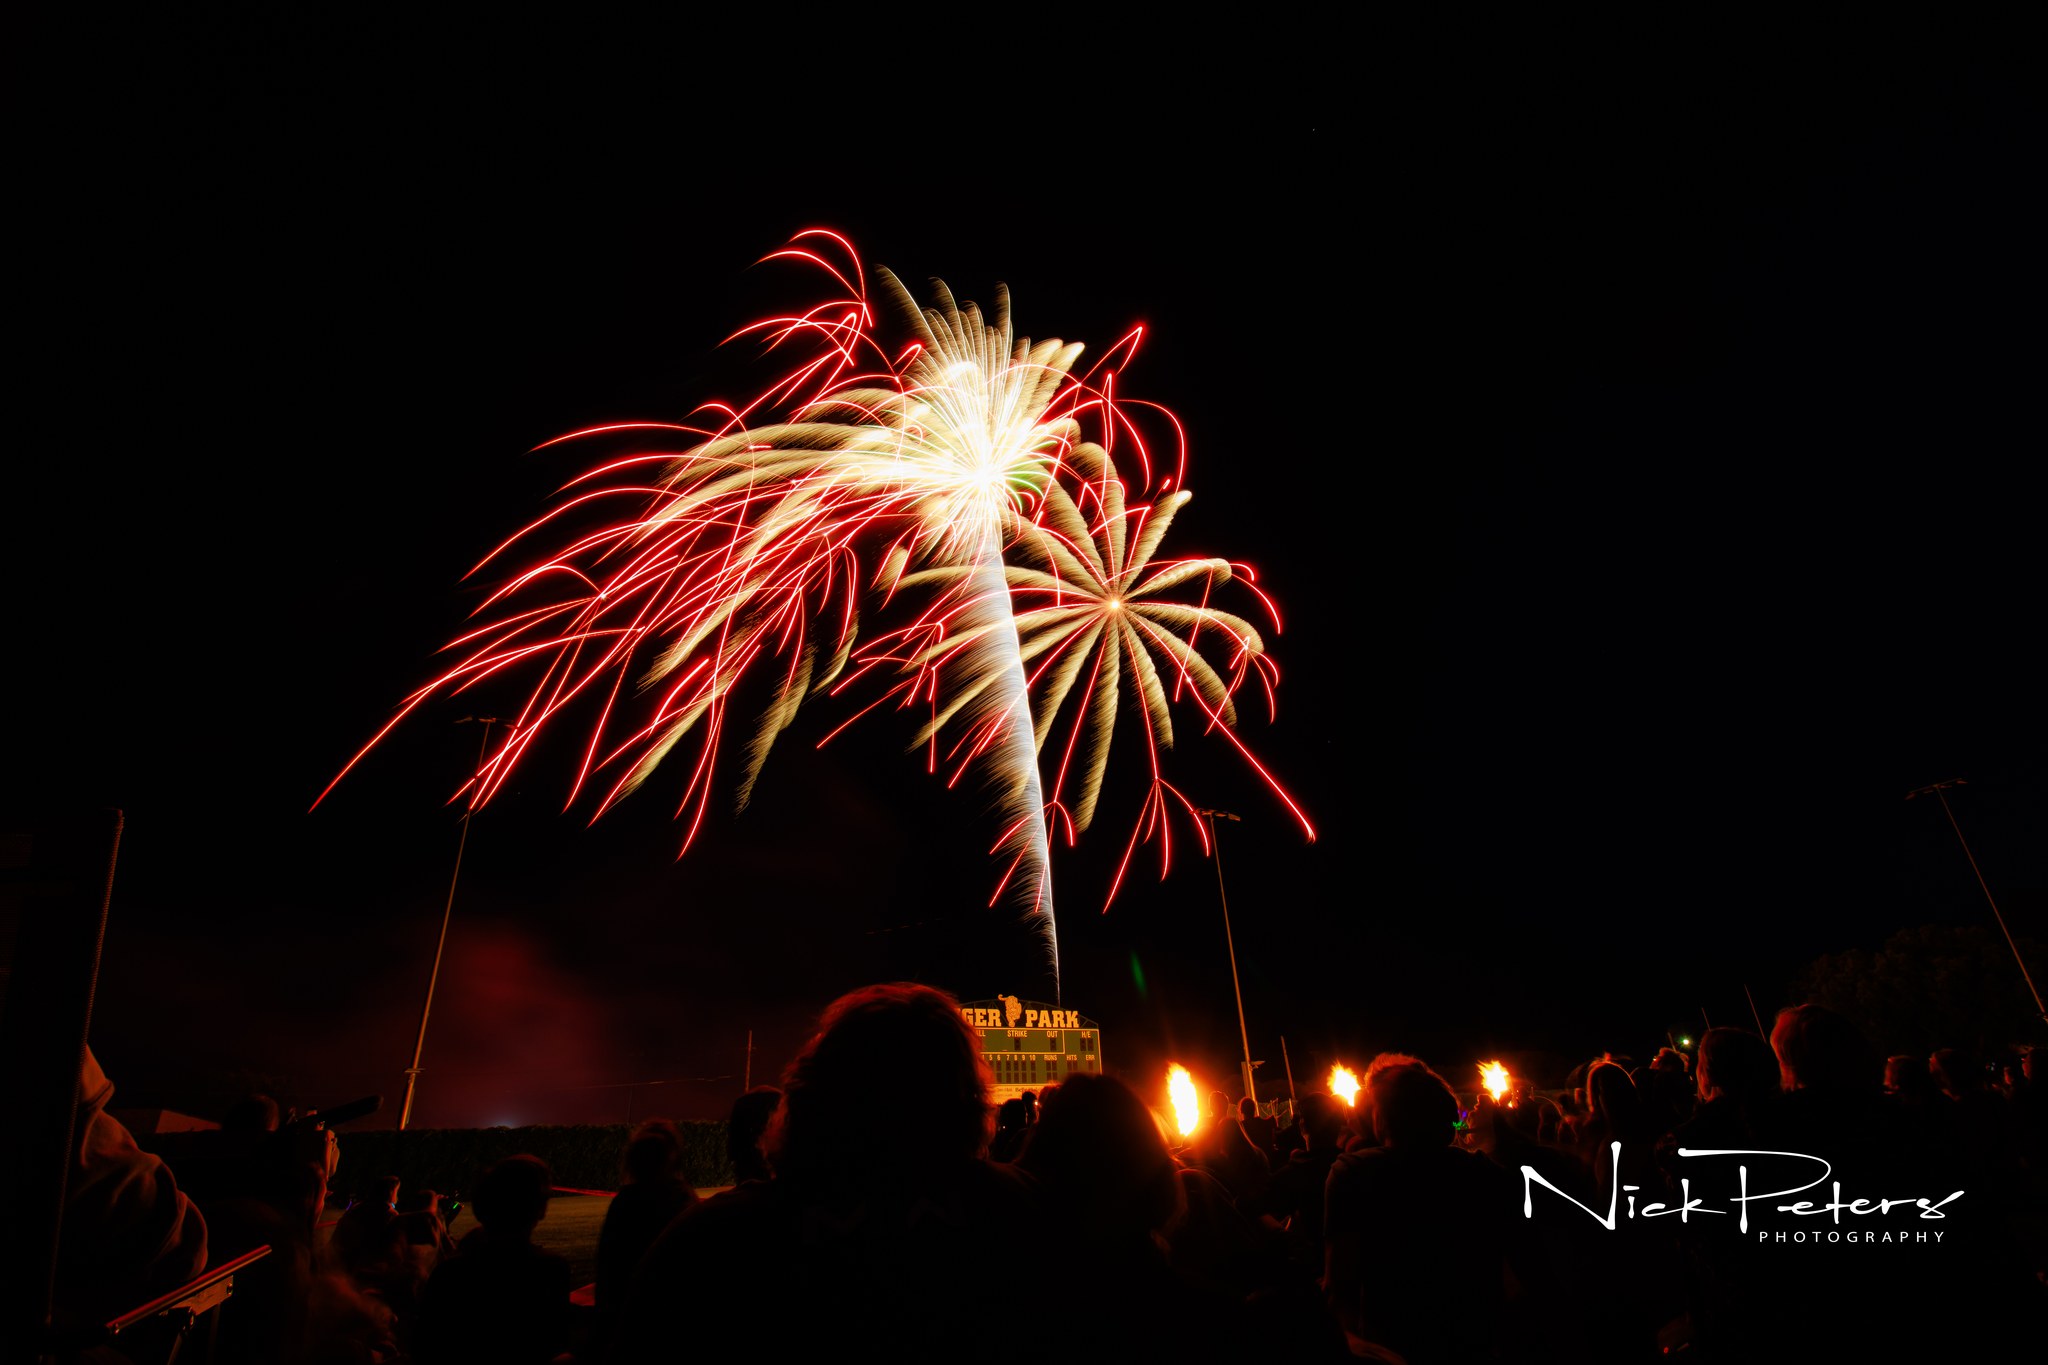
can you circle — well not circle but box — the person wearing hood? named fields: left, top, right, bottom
left=53, top=1047, right=209, bottom=1324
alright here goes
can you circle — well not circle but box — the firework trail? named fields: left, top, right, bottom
left=868, top=439, right=1314, bottom=910
left=320, top=231, right=1310, bottom=991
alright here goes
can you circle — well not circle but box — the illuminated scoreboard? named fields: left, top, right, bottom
left=959, top=996, right=1103, bottom=1104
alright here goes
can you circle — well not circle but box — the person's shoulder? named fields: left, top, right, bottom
left=422, top=1238, right=483, bottom=1290
left=1431, top=1144, right=1496, bottom=1168
left=1272, top=1147, right=1315, bottom=1177
left=966, top=1155, right=1039, bottom=1200
left=656, top=1177, right=701, bottom=1216
left=1440, top=1146, right=1522, bottom=1210
left=610, top=1179, right=689, bottom=1219
left=606, top=1180, right=650, bottom=1208
left=1330, top=1144, right=1394, bottom=1174
left=1257, top=1146, right=1325, bottom=1200
left=651, top=1175, right=788, bottom=1251
left=1323, top=1145, right=1393, bottom=1196
left=1448, top=1143, right=1517, bottom=1180
left=697, top=1175, right=786, bottom=1216
left=878, top=1158, right=1043, bottom=1238
left=467, top=1237, right=568, bottom=1293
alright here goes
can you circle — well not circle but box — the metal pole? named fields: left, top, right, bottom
left=1744, top=983, right=1767, bottom=1037
left=1915, top=780, right=2048, bottom=1025
left=744, top=1029, right=753, bottom=1092
left=1200, top=809, right=1257, bottom=1104
left=398, top=717, right=496, bottom=1131
left=1280, top=1034, right=1298, bottom=1105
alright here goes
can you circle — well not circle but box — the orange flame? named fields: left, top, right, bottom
left=1167, top=1064, right=1200, bottom=1136
left=1480, top=1060, right=1511, bottom=1103
left=1329, top=1064, right=1360, bottom=1107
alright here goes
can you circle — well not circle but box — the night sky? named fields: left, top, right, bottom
left=11, top=32, right=2044, bottom=1128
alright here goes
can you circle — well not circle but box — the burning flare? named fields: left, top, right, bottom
left=1329, top=1065, right=1360, bottom=1107
left=1167, top=1064, right=1201, bottom=1137
left=1479, top=1061, right=1511, bottom=1104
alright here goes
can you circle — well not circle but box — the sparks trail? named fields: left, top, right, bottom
left=322, top=230, right=1310, bottom=986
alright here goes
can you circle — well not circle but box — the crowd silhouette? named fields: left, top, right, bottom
left=51, top=986, right=2048, bottom=1362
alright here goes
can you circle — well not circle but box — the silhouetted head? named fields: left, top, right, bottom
left=1928, top=1047, right=1977, bottom=1097
left=1358, top=1052, right=1424, bottom=1139
left=1207, top=1090, right=1230, bottom=1122
left=236, top=1123, right=334, bottom=1232
left=1363, top=1052, right=1425, bottom=1085
left=1503, top=1094, right=1543, bottom=1141
left=770, top=983, right=990, bottom=1189
left=1237, top=1096, right=1258, bottom=1121
left=1771, top=1005, right=1878, bottom=1092
left=1697, top=1028, right=1779, bottom=1105
left=1885, top=1055, right=1934, bottom=1099
left=724, top=1087, right=781, bottom=1183
left=1586, top=1058, right=1641, bottom=1130
left=1367, top=1063, right=1460, bottom=1150
left=725, top=1085, right=781, bottom=1161
left=996, top=1098, right=1029, bottom=1132
left=1017, top=1071, right=1182, bottom=1239
left=223, top=1092, right=281, bottom=1133
left=369, top=1175, right=400, bottom=1208
left=1652, top=1047, right=1687, bottom=1075
left=1297, top=1092, right=1344, bottom=1147
left=1020, top=1091, right=1038, bottom=1123
left=623, top=1119, right=683, bottom=1186
left=472, top=1155, right=552, bottom=1237
left=1534, top=1096, right=1562, bottom=1144
left=395, top=1187, right=440, bottom=1216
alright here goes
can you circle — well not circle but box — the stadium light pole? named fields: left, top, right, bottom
left=1197, top=808, right=1258, bottom=1104
left=398, top=716, right=497, bottom=1131
left=1907, top=779, right=2048, bottom=1026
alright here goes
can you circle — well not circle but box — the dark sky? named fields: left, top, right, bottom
left=10, top=30, right=2044, bottom=1126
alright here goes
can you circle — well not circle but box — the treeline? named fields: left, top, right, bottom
left=334, top=1121, right=731, bottom=1197
left=1793, top=923, right=2048, bottom=1056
